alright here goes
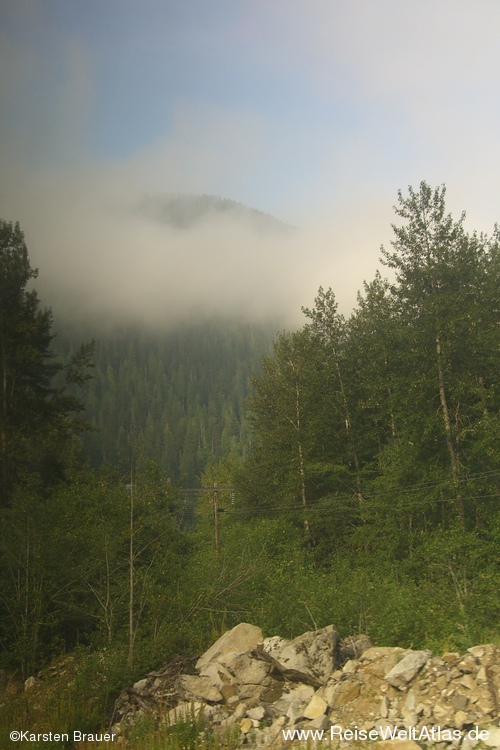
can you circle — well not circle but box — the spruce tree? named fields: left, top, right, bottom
left=0, top=220, right=92, bottom=506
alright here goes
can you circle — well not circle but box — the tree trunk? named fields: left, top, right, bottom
left=333, top=351, right=363, bottom=503
left=435, top=329, right=463, bottom=520
left=295, top=384, right=310, bottom=536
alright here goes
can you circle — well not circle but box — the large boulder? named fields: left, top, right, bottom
left=176, top=674, right=223, bottom=703
left=198, top=660, right=235, bottom=692
left=221, top=651, right=272, bottom=701
left=196, top=623, right=263, bottom=671
left=264, top=625, right=340, bottom=684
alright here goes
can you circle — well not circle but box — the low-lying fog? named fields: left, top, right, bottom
left=0, top=160, right=389, bottom=331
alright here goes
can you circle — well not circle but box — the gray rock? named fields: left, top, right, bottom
left=303, top=693, right=327, bottom=719
left=451, top=692, right=469, bottom=711
left=226, top=652, right=269, bottom=686
left=265, top=625, right=340, bottom=685
left=177, top=674, right=223, bottom=703
left=247, top=705, right=265, bottom=721
left=384, top=650, right=432, bottom=688
left=359, top=646, right=406, bottom=679
left=322, top=678, right=360, bottom=708
left=250, top=646, right=323, bottom=688
left=111, top=625, right=500, bottom=746
left=196, top=623, right=263, bottom=671
left=263, top=635, right=289, bottom=658
left=199, top=660, right=235, bottom=691
left=272, top=683, right=315, bottom=717
left=303, top=714, right=330, bottom=731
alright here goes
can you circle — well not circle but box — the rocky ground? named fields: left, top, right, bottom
left=111, top=623, right=500, bottom=748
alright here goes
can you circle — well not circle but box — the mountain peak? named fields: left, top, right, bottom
left=139, top=193, right=292, bottom=232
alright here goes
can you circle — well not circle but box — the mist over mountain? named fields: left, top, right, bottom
left=7, top=188, right=380, bottom=483
left=2, top=156, right=381, bottom=333
left=140, top=193, right=293, bottom=234
left=18, top=181, right=318, bottom=331
left=48, top=192, right=291, bottom=481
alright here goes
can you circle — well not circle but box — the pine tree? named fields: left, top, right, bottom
left=0, top=220, right=93, bottom=506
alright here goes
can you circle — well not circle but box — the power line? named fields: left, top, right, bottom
left=168, top=469, right=500, bottom=521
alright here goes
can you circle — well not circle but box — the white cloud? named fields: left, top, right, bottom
left=2, top=0, right=499, bottom=332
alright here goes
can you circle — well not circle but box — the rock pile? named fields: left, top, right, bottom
left=112, top=623, right=500, bottom=747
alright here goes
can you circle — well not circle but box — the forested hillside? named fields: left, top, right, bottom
left=1, top=184, right=499, bottom=745
left=54, top=320, right=275, bottom=484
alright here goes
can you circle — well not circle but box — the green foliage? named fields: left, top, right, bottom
left=161, top=705, right=223, bottom=750
left=236, top=182, right=500, bottom=650
left=0, top=463, right=189, bottom=676
left=122, top=704, right=242, bottom=750
left=0, top=220, right=94, bottom=507
left=53, top=320, right=274, bottom=484
left=0, top=660, right=103, bottom=749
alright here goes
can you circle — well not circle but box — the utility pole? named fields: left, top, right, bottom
left=214, top=482, right=220, bottom=556
left=128, top=466, right=135, bottom=668
left=179, top=486, right=234, bottom=554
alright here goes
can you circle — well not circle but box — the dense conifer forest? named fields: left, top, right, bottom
left=54, top=320, right=275, bottom=484
left=1, top=183, right=499, bottom=743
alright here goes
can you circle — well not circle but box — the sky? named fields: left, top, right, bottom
left=1, top=0, right=500, bottom=328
